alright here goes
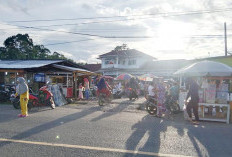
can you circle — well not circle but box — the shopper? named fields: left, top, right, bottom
left=148, top=82, right=155, bottom=98
left=156, top=79, right=166, bottom=117
left=169, top=82, right=179, bottom=102
left=84, top=78, right=90, bottom=100
left=185, top=78, right=200, bottom=124
left=78, top=83, right=84, bottom=100
left=97, top=77, right=111, bottom=97
left=15, top=77, right=29, bottom=117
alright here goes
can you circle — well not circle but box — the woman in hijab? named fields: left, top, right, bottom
left=97, top=78, right=111, bottom=97
left=15, top=77, right=29, bottom=117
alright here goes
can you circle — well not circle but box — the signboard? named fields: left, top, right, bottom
left=205, top=84, right=216, bottom=103
left=34, top=73, right=45, bottom=82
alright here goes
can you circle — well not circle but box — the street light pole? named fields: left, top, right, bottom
left=224, top=22, right=227, bottom=56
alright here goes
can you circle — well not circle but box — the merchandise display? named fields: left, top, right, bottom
left=198, top=77, right=231, bottom=123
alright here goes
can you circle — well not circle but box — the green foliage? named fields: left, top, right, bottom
left=0, top=33, right=70, bottom=60
left=114, top=43, right=129, bottom=51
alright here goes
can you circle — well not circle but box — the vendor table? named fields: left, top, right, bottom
left=198, top=103, right=230, bottom=124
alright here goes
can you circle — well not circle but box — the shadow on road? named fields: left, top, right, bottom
left=123, top=115, right=167, bottom=157
left=91, top=99, right=132, bottom=122
left=0, top=106, right=99, bottom=148
left=123, top=113, right=232, bottom=157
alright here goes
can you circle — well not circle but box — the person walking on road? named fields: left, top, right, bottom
left=15, top=77, right=29, bottom=117
left=156, top=79, right=166, bottom=117
left=185, top=78, right=200, bottom=124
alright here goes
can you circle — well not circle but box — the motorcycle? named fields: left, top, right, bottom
left=11, top=85, right=55, bottom=110
left=98, top=91, right=112, bottom=106
left=165, top=95, right=180, bottom=114
left=145, top=95, right=158, bottom=116
left=128, top=88, right=138, bottom=101
left=0, top=85, right=15, bottom=102
left=112, top=88, right=123, bottom=99
left=11, top=88, right=33, bottom=109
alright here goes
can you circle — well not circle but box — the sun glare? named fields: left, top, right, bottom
left=156, top=21, right=193, bottom=50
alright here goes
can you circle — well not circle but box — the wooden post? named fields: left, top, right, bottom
left=66, top=74, right=69, bottom=88
left=74, top=72, right=78, bottom=99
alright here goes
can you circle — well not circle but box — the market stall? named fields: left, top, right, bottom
left=174, top=60, right=232, bottom=124
left=51, top=64, right=97, bottom=99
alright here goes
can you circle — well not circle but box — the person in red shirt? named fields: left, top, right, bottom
left=97, top=78, right=111, bottom=97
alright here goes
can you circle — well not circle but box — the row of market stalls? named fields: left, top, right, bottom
left=0, top=60, right=97, bottom=101
left=113, top=60, right=232, bottom=124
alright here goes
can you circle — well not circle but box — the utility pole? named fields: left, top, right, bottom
left=224, top=22, right=227, bottom=56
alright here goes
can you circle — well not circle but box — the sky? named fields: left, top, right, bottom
left=0, top=0, right=232, bottom=63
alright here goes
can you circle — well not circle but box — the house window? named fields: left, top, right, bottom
left=128, top=59, right=136, bottom=65
left=122, top=60, right=125, bottom=65
left=105, top=59, right=115, bottom=65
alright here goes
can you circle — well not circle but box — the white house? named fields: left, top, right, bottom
left=98, top=49, right=155, bottom=76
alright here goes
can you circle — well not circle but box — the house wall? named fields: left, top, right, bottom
left=101, top=55, right=152, bottom=69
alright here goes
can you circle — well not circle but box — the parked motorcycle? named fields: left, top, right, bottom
left=128, top=88, right=138, bottom=101
left=11, top=86, right=55, bottom=110
left=0, top=85, right=15, bottom=102
left=112, top=88, right=123, bottom=99
left=145, top=95, right=158, bottom=116
left=165, top=95, right=180, bottom=114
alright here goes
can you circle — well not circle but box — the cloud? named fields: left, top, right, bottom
left=0, top=0, right=232, bottom=63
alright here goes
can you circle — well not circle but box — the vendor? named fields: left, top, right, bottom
left=185, top=77, right=199, bottom=124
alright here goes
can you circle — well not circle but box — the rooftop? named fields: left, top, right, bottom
left=140, top=59, right=192, bottom=71
left=0, top=60, right=86, bottom=69
left=83, top=64, right=101, bottom=72
left=99, top=49, right=155, bottom=59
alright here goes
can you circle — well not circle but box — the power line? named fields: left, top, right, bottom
left=3, top=23, right=232, bottom=41
left=7, top=7, right=232, bottom=23
left=22, top=8, right=232, bottom=28
left=44, top=35, right=232, bottom=47
left=10, top=24, right=152, bottom=39
left=44, top=39, right=94, bottom=46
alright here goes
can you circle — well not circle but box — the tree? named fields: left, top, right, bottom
left=33, top=45, right=51, bottom=59
left=0, top=33, right=70, bottom=60
left=3, top=34, right=34, bottom=59
left=49, top=52, right=66, bottom=59
left=114, top=43, right=129, bottom=51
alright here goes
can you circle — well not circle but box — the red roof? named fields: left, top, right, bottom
left=83, top=64, right=101, bottom=72
left=99, top=49, right=155, bottom=59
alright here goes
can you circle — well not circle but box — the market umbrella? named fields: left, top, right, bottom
left=116, top=73, right=133, bottom=80
left=102, top=75, right=114, bottom=80
left=174, top=60, right=232, bottom=77
left=138, top=74, right=159, bottom=81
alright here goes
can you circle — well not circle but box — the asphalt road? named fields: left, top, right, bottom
left=1, top=98, right=232, bottom=157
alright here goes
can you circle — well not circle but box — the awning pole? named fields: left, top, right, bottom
left=66, top=74, right=68, bottom=88
left=74, top=72, right=78, bottom=99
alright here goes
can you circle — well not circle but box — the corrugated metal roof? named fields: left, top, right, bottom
left=0, top=60, right=64, bottom=69
left=52, top=64, right=96, bottom=75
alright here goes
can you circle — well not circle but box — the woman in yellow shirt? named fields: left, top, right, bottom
left=15, top=77, right=29, bottom=117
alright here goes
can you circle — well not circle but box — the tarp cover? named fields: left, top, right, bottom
left=49, top=85, right=67, bottom=106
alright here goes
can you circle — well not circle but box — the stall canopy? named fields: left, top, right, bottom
left=174, top=60, right=232, bottom=77
left=116, top=73, right=133, bottom=80
left=138, top=74, right=159, bottom=81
